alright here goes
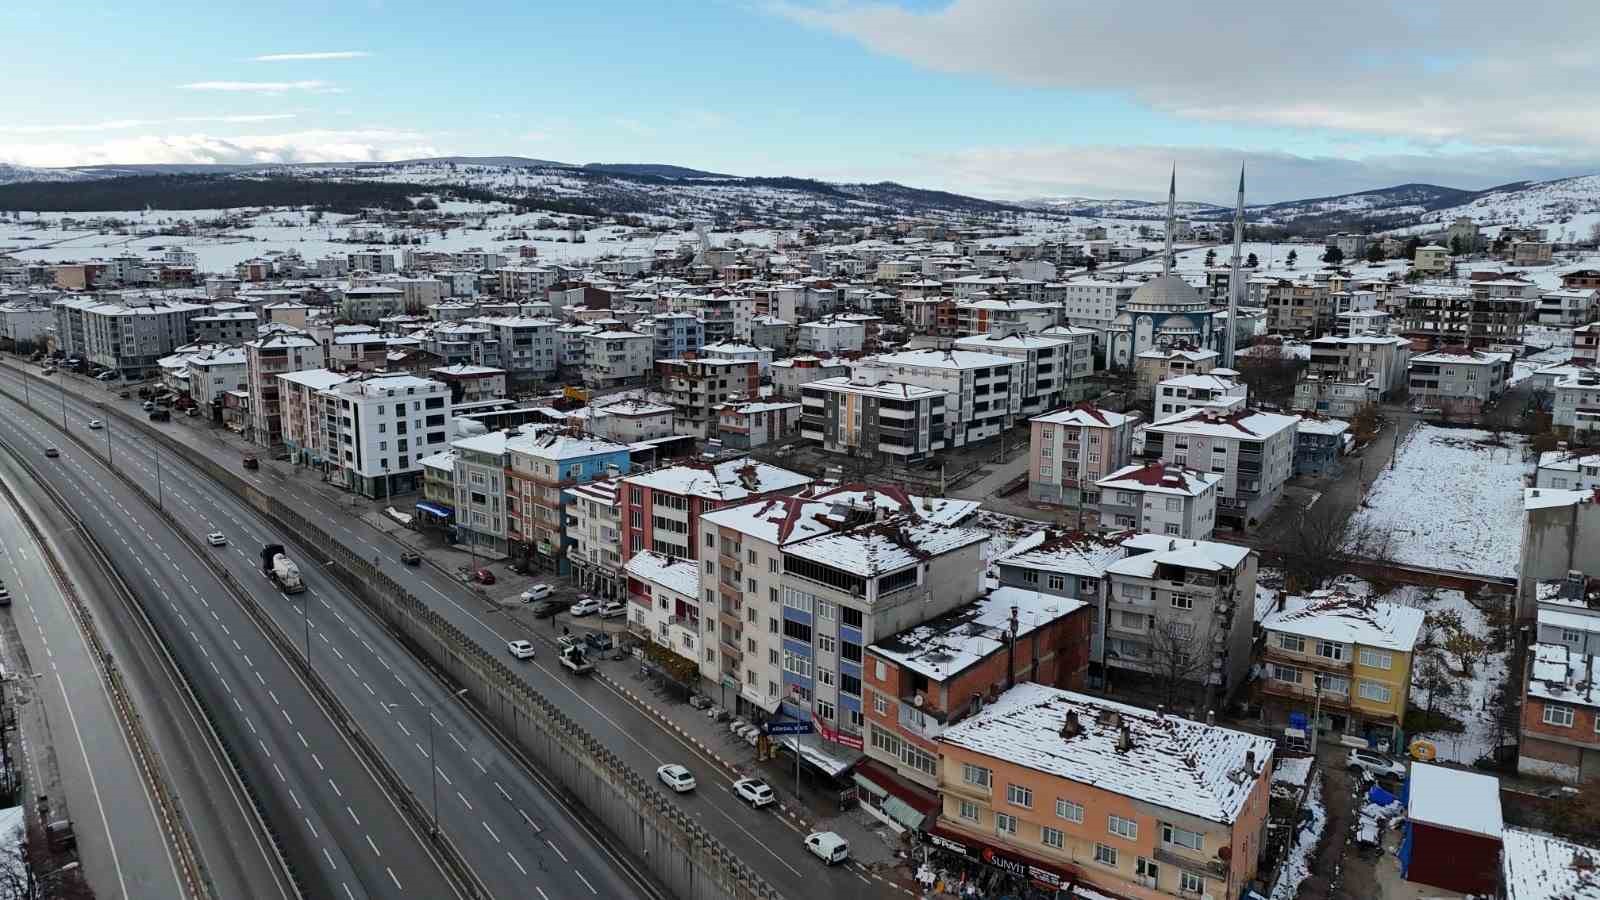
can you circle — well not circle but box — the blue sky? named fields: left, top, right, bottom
left=3, top=0, right=1596, bottom=203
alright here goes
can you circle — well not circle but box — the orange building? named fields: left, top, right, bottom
left=932, top=684, right=1274, bottom=899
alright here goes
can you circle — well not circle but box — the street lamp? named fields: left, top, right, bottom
left=383, top=687, right=469, bottom=837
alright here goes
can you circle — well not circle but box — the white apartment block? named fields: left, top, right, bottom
left=0, top=301, right=53, bottom=348
left=1154, top=373, right=1247, bottom=419
left=1061, top=279, right=1140, bottom=332
left=53, top=296, right=209, bottom=375
left=184, top=346, right=248, bottom=412
left=700, top=341, right=775, bottom=377
left=952, top=296, right=1058, bottom=336
left=796, top=319, right=865, bottom=354
left=556, top=323, right=598, bottom=369
left=340, top=286, right=406, bottom=322
left=1094, top=462, right=1221, bottom=539
left=873, top=348, right=1024, bottom=446
left=467, top=315, right=558, bottom=382
left=565, top=478, right=624, bottom=598
left=326, top=374, right=453, bottom=498
left=278, top=369, right=352, bottom=468
left=496, top=265, right=558, bottom=300
left=1141, top=407, right=1299, bottom=532
left=582, top=330, right=653, bottom=388
left=1294, top=334, right=1412, bottom=417
left=347, top=249, right=396, bottom=274
left=1408, top=348, right=1510, bottom=418
left=1552, top=370, right=1600, bottom=441
left=953, top=330, right=1089, bottom=414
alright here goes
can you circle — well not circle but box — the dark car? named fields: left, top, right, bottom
left=148, top=409, right=170, bottom=422
left=472, top=568, right=496, bottom=585
left=584, top=632, right=614, bottom=652
left=530, top=599, right=569, bottom=619
left=242, top=455, right=259, bottom=470
left=400, top=550, right=421, bottom=566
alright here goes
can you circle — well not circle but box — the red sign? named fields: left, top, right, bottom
left=813, top=714, right=865, bottom=750
left=928, top=827, right=1072, bottom=891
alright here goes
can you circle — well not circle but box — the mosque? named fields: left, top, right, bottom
left=1104, top=172, right=1224, bottom=368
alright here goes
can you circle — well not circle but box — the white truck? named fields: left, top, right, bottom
left=260, top=543, right=306, bottom=594
left=558, top=644, right=594, bottom=676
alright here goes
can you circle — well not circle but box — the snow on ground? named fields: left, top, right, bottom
left=1342, top=425, right=1529, bottom=578
left=1511, top=344, right=1573, bottom=386
left=1270, top=770, right=1327, bottom=900
left=1383, top=584, right=1511, bottom=765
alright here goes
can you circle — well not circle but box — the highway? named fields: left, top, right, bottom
left=0, top=370, right=653, bottom=900
left=0, top=389, right=461, bottom=898
left=0, top=361, right=897, bottom=899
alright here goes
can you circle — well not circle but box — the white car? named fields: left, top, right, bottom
left=569, top=597, right=602, bottom=617
left=519, top=584, right=552, bottom=603
left=804, top=831, right=850, bottom=865
left=733, top=777, right=775, bottom=808
left=206, top=532, right=227, bottom=547
left=507, top=640, right=537, bottom=660
left=597, top=600, right=627, bottom=620
left=657, top=764, right=695, bottom=793
left=87, top=419, right=103, bottom=430
left=1347, top=748, right=1406, bottom=779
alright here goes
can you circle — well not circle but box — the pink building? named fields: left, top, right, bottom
left=1027, top=403, right=1139, bottom=507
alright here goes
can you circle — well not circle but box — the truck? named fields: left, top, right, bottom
left=260, top=543, right=306, bottom=594
left=558, top=644, right=594, bottom=676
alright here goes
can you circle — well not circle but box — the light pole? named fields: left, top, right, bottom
left=384, top=687, right=468, bottom=837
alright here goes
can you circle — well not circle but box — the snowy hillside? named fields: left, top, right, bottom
left=1418, top=173, right=1600, bottom=243
left=1022, top=196, right=1226, bottom=219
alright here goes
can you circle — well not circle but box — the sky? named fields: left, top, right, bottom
left=3, top=0, right=1598, bottom=205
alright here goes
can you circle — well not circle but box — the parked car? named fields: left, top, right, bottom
left=597, top=600, right=627, bottom=619
left=507, top=640, right=536, bottom=660
left=804, top=832, right=849, bottom=865
left=1347, top=748, right=1407, bottom=779
left=142, top=401, right=155, bottom=412
left=206, top=532, right=227, bottom=547
left=242, top=455, right=259, bottom=470
left=520, top=584, right=553, bottom=603
left=44, top=447, right=59, bottom=458
left=556, top=634, right=581, bottom=651
left=583, top=632, right=613, bottom=652
left=118, top=390, right=130, bottom=399
left=733, top=777, right=775, bottom=808
left=656, top=764, right=695, bottom=793
left=472, top=568, right=496, bottom=585
left=86, top=419, right=103, bottom=430
left=148, top=410, right=170, bottom=422
left=530, top=599, right=568, bottom=619
left=569, top=596, right=602, bottom=617
left=399, top=550, right=421, bottom=566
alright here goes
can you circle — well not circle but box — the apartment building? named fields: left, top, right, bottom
left=800, top=366, right=948, bottom=462
left=796, top=318, right=866, bottom=354
left=875, top=348, right=1024, bottom=447
left=347, top=249, right=396, bottom=274
left=747, top=315, right=793, bottom=353
left=246, top=332, right=325, bottom=448
left=504, top=429, right=631, bottom=573
left=932, top=684, right=1273, bottom=900
left=953, top=330, right=1089, bottom=414
left=1153, top=373, right=1246, bottom=419
left=1519, top=609, right=1600, bottom=782
left=772, top=355, right=850, bottom=400
left=1264, top=279, right=1332, bottom=338
left=1291, top=334, right=1411, bottom=417
left=184, top=346, right=248, bottom=413
left=621, top=458, right=811, bottom=562
left=1027, top=403, right=1138, bottom=508
left=0, top=300, right=53, bottom=350
left=860, top=587, right=1092, bottom=825
left=1407, top=347, right=1510, bottom=418
left=624, top=549, right=705, bottom=676
left=190, top=310, right=258, bottom=345
left=328, top=332, right=391, bottom=372
left=1401, top=284, right=1532, bottom=351
left=1535, top=449, right=1600, bottom=491
left=655, top=356, right=759, bottom=439
left=1133, top=347, right=1218, bottom=402
left=1538, top=289, right=1597, bottom=327
left=1100, top=534, right=1256, bottom=703
left=496, top=264, right=558, bottom=300
left=53, top=295, right=209, bottom=375
left=646, top=312, right=705, bottom=360
left=1094, top=464, right=1220, bottom=539
left=565, top=478, right=624, bottom=598
left=1413, top=244, right=1450, bottom=275
left=324, top=374, right=452, bottom=498
left=1141, top=407, right=1299, bottom=532
left=1514, top=242, right=1554, bottom=266
left=340, top=286, right=406, bottom=322
left=428, top=364, right=507, bottom=404
left=1059, top=279, right=1137, bottom=332
left=714, top=401, right=800, bottom=450
left=277, top=369, right=352, bottom=469
left=582, top=329, right=653, bottom=388
left=450, top=423, right=546, bottom=555
left=1258, top=589, right=1423, bottom=748
left=467, top=315, right=559, bottom=383
left=953, top=296, right=1058, bottom=337
left=423, top=321, right=500, bottom=368
left=1552, top=370, right=1600, bottom=441
left=578, top=399, right=676, bottom=443
left=699, top=340, right=775, bottom=377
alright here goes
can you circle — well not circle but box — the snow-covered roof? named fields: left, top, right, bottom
left=1096, top=463, right=1220, bottom=497
left=430, top=364, right=505, bottom=377
left=716, top=400, right=800, bottom=415
left=784, top=515, right=989, bottom=577
left=624, top=458, right=811, bottom=501
left=1030, top=402, right=1132, bottom=429
left=1159, top=373, right=1241, bottom=391
left=1529, top=641, right=1600, bottom=709
left=1259, top=590, right=1425, bottom=652
left=1411, top=347, right=1511, bottom=366
left=996, top=529, right=1130, bottom=578
left=1109, top=534, right=1251, bottom=576
left=1537, top=607, right=1600, bottom=636
left=598, top=398, right=673, bottom=417
left=1294, top=415, right=1352, bottom=437
left=1136, top=347, right=1218, bottom=363
left=1407, top=763, right=1502, bottom=839
left=805, top=376, right=945, bottom=401
left=1501, top=828, right=1600, bottom=900
left=450, top=422, right=551, bottom=456
left=277, top=368, right=352, bottom=391
left=1526, top=487, right=1598, bottom=511
left=1147, top=406, right=1299, bottom=439
left=701, top=484, right=977, bottom=547
left=506, top=428, right=630, bottom=461
left=937, top=683, right=1274, bottom=825
left=870, top=588, right=1088, bottom=682
left=1538, top=450, right=1600, bottom=473
left=952, top=332, right=1073, bottom=351
left=624, top=550, right=701, bottom=599
left=874, top=348, right=1021, bottom=371
left=417, top=449, right=456, bottom=473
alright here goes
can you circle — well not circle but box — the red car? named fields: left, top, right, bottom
left=472, top=569, right=496, bottom=585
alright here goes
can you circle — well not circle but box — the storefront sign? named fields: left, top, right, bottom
left=929, top=829, right=1070, bottom=891
left=814, top=715, right=865, bottom=750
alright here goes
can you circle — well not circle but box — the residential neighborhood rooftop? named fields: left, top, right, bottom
left=870, top=587, right=1088, bottom=682
left=1258, top=590, right=1426, bottom=652
left=1407, top=763, right=1503, bottom=839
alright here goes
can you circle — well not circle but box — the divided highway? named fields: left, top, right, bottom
left=0, top=373, right=654, bottom=898
left=0, top=361, right=897, bottom=899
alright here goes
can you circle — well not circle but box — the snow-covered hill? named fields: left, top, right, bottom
left=1022, top=196, right=1226, bottom=219
left=1418, top=174, right=1600, bottom=243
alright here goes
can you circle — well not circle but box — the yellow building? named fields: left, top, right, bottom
left=1257, top=589, right=1424, bottom=747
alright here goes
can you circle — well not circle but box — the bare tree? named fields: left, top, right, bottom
left=1415, top=658, right=1459, bottom=721
left=1143, top=611, right=1219, bottom=708
left=1233, top=342, right=1306, bottom=408
left=1276, top=498, right=1361, bottom=591
left=1445, top=630, right=1489, bottom=678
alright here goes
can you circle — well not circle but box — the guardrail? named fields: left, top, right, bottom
left=0, top=438, right=218, bottom=899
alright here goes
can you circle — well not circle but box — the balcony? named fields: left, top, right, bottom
left=1263, top=645, right=1352, bottom=672
left=719, top=640, right=743, bottom=663
left=1154, top=847, right=1228, bottom=880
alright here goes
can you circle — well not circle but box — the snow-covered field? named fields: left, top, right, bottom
left=1270, top=770, right=1326, bottom=900
left=1342, top=425, right=1529, bottom=578
left=1391, top=585, right=1511, bottom=765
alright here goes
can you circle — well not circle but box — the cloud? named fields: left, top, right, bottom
left=0, top=129, right=439, bottom=168
left=612, top=118, right=657, bottom=137
left=251, top=51, right=370, bottom=62
left=174, top=114, right=299, bottom=124
left=0, top=114, right=298, bottom=135
left=179, top=81, right=337, bottom=93
left=777, top=1, right=1600, bottom=150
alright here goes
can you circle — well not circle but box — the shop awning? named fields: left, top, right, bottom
left=882, top=796, right=926, bottom=832
left=414, top=501, right=454, bottom=517
left=927, top=825, right=1076, bottom=892
left=779, top=732, right=861, bottom=779
left=854, top=759, right=940, bottom=831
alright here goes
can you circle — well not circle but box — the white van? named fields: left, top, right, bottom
left=804, top=831, right=849, bottom=865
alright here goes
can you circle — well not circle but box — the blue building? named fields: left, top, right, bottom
left=506, top=429, right=632, bottom=574
left=648, top=312, right=705, bottom=360
left=1293, top=415, right=1350, bottom=477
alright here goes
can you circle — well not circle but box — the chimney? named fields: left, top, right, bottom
left=1116, top=722, right=1134, bottom=753
left=1206, top=709, right=1215, bottom=725
left=1245, top=750, right=1257, bottom=773
left=1059, top=710, right=1082, bottom=739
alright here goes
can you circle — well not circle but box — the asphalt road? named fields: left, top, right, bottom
left=0, top=372, right=650, bottom=900
left=4, top=362, right=898, bottom=899
left=0, top=449, right=292, bottom=900
left=0, top=392, right=459, bottom=899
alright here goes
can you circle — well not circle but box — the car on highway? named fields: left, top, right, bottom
left=507, top=640, right=537, bottom=660
left=656, top=764, right=696, bottom=793
left=206, top=532, right=227, bottom=547
left=399, top=550, right=421, bottom=566
left=142, top=401, right=155, bottom=411
left=472, top=568, right=496, bottom=585
left=1347, top=748, right=1407, bottom=779
left=86, top=419, right=103, bottom=430
left=44, top=447, right=59, bottom=458
left=242, top=455, right=259, bottom=470
left=598, top=599, right=626, bottom=619
left=520, top=584, right=552, bottom=603
left=804, top=831, right=849, bottom=865
left=569, top=596, right=602, bottom=617
left=0, top=585, right=10, bottom=607
left=733, top=777, right=775, bottom=808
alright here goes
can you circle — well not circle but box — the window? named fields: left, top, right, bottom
left=1277, top=634, right=1304, bottom=653
left=841, top=641, right=863, bottom=663
left=816, top=699, right=835, bottom=722
left=840, top=606, right=863, bottom=629
left=1022, top=569, right=1040, bottom=585
left=1093, top=843, right=1117, bottom=867
left=995, top=813, right=1017, bottom=836
left=1041, top=827, right=1063, bottom=850
left=959, top=800, right=979, bottom=822
left=1136, top=857, right=1160, bottom=887
left=961, top=764, right=991, bottom=789
left=706, top=532, right=716, bottom=548
left=1170, top=593, right=1193, bottom=610
left=782, top=651, right=812, bottom=678
left=747, top=549, right=757, bottom=565
left=817, top=668, right=835, bottom=688
left=1544, top=704, right=1575, bottom=727
left=840, top=673, right=862, bottom=697
left=1180, top=871, right=1204, bottom=895
left=1162, top=822, right=1203, bottom=851
left=873, top=694, right=888, bottom=715
left=1358, top=648, right=1393, bottom=670
left=1007, top=784, right=1033, bottom=809
left=1164, top=523, right=1181, bottom=535
left=1316, top=640, right=1345, bottom=661
left=1056, top=799, right=1083, bottom=824
left=1047, top=574, right=1065, bottom=592
left=1316, top=674, right=1349, bottom=696
left=1358, top=680, right=1392, bottom=704
left=1165, top=497, right=1183, bottom=512
left=1561, top=628, right=1583, bottom=646
left=1108, top=815, right=1138, bottom=840
left=1271, top=664, right=1301, bottom=684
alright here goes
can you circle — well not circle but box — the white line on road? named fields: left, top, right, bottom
left=576, top=870, right=598, bottom=895
left=482, top=821, right=500, bottom=843
left=547, top=840, right=567, bottom=863
left=507, top=852, right=527, bottom=875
